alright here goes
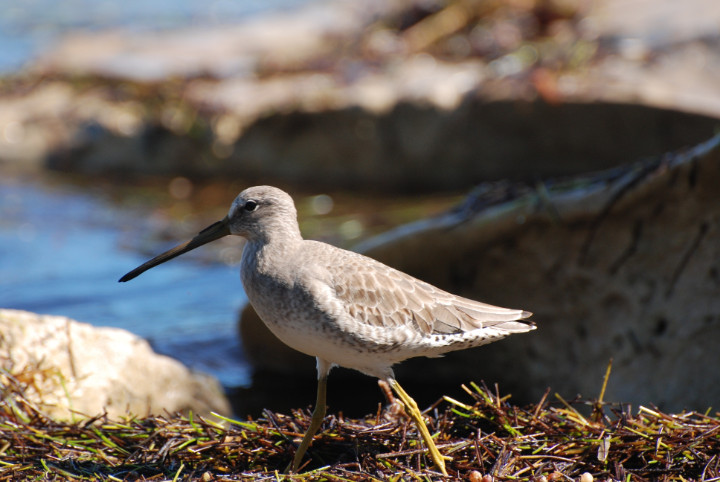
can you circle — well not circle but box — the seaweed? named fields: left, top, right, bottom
left=1, top=365, right=718, bottom=481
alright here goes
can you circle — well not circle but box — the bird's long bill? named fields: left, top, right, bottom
left=118, top=218, right=231, bottom=282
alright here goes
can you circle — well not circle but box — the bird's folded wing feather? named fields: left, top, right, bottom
left=320, top=247, right=532, bottom=336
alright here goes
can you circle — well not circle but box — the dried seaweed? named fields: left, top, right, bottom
left=1, top=368, right=718, bottom=481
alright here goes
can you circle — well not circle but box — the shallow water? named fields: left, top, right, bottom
left=0, top=177, right=251, bottom=387
left=0, top=0, right=314, bottom=73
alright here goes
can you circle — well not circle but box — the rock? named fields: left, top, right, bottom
left=2, top=0, right=720, bottom=190
left=355, top=134, right=720, bottom=411
left=238, top=135, right=720, bottom=412
left=3, top=76, right=717, bottom=189
left=221, top=99, right=717, bottom=191
left=0, top=309, right=231, bottom=420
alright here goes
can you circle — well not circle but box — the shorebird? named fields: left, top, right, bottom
left=119, top=185, right=535, bottom=475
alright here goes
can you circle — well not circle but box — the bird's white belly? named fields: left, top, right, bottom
left=252, top=301, right=399, bottom=378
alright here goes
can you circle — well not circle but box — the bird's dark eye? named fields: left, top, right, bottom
left=244, top=200, right=258, bottom=212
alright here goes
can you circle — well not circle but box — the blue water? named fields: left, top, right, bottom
left=0, top=0, right=316, bottom=386
left=0, top=178, right=251, bottom=386
left=0, top=0, right=312, bottom=73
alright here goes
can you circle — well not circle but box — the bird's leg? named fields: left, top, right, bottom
left=287, top=360, right=330, bottom=473
left=387, top=378, right=449, bottom=476
left=377, top=379, right=407, bottom=420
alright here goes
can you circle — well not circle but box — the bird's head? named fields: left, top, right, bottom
left=118, top=185, right=298, bottom=282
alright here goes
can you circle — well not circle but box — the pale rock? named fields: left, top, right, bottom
left=0, top=309, right=231, bottom=420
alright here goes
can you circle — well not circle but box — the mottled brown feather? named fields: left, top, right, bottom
left=314, top=242, right=531, bottom=337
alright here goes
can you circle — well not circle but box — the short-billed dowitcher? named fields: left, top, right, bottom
left=120, top=185, right=535, bottom=475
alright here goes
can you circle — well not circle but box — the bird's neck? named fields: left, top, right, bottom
left=241, top=229, right=302, bottom=279
left=255, top=216, right=303, bottom=245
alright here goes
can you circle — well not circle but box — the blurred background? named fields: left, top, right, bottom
left=2, top=0, right=720, bottom=417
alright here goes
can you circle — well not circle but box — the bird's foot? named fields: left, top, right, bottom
left=378, top=379, right=409, bottom=421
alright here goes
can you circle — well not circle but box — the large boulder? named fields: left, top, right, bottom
left=0, top=309, right=231, bottom=420
left=357, top=134, right=720, bottom=411
left=238, top=135, right=720, bottom=413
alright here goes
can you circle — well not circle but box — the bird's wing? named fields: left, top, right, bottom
left=314, top=243, right=532, bottom=336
